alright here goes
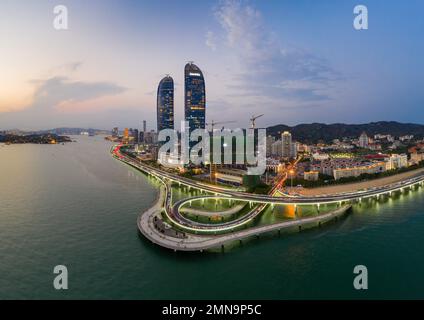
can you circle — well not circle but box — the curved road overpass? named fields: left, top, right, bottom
left=111, top=146, right=424, bottom=250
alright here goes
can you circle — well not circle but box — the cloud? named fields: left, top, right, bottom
left=205, top=31, right=217, bottom=51
left=0, top=75, right=128, bottom=129
left=29, top=76, right=127, bottom=111
left=66, top=61, right=83, bottom=72
left=214, top=0, right=341, bottom=103
left=46, top=61, right=83, bottom=77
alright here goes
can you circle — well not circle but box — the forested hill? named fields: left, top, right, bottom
left=266, top=121, right=424, bottom=143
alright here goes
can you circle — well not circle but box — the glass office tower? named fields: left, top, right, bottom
left=157, top=75, right=174, bottom=132
left=184, top=62, right=206, bottom=133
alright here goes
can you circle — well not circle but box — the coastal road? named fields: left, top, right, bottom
left=112, top=145, right=423, bottom=250
left=113, top=145, right=424, bottom=206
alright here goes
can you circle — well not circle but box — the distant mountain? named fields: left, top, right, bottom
left=33, top=128, right=110, bottom=135
left=266, top=121, right=424, bottom=143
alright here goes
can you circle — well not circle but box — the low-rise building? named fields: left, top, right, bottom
left=304, top=171, right=319, bottom=181
left=368, top=143, right=382, bottom=151
left=333, top=162, right=386, bottom=180
left=389, top=141, right=404, bottom=150
left=266, top=159, right=284, bottom=173
left=411, top=151, right=424, bottom=164
left=399, top=135, right=414, bottom=142
left=386, top=154, right=408, bottom=170
left=215, top=168, right=246, bottom=186
left=311, top=158, right=362, bottom=176
left=312, top=152, right=330, bottom=161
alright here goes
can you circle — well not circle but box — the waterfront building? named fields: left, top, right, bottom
left=386, top=154, right=408, bottom=170
left=184, top=62, right=206, bottom=132
left=157, top=76, right=174, bottom=131
left=311, top=158, right=365, bottom=177
left=411, top=150, right=424, bottom=164
left=410, top=145, right=424, bottom=164
left=333, top=162, right=386, bottom=180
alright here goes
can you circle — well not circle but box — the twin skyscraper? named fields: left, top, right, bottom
left=157, top=62, right=206, bottom=133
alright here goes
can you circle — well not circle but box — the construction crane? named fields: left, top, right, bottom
left=206, top=120, right=236, bottom=131
left=250, top=114, right=264, bottom=129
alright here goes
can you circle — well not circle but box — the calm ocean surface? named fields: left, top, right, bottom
left=1, top=136, right=424, bottom=299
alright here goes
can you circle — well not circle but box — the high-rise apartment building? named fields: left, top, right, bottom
left=359, top=132, right=369, bottom=148
left=282, top=131, right=292, bottom=159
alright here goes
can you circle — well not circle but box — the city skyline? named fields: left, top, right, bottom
left=2, top=1, right=424, bottom=303
left=1, top=0, right=424, bottom=131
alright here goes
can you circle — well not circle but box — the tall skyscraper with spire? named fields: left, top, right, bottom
left=157, top=75, right=174, bottom=132
left=184, top=62, right=206, bottom=132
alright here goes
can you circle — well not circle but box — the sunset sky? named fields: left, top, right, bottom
left=1, top=0, right=423, bottom=130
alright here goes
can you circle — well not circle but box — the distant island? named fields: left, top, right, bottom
left=0, top=127, right=112, bottom=144
left=0, top=133, right=72, bottom=144
left=35, top=127, right=110, bottom=136
left=1, top=127, right=110, bottom=136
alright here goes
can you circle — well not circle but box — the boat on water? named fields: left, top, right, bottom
left=80, top=131, right=96, bottom=137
